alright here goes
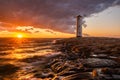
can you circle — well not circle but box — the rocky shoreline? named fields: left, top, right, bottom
left=0, top=37, right=120, bottom=80
left=45, top=37, right=120, bottom=80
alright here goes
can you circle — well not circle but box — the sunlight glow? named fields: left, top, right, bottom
left=17, top=34, right=23, bottom=38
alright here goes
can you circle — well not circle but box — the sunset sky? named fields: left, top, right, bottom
left=0, top=0, right=120, bottom=38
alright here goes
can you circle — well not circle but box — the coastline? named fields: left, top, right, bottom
left=0, top=37, right=120, bottom=80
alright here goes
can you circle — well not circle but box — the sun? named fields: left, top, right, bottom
left=17, top=34, right=23, bottom=38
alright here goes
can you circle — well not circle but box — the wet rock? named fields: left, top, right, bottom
left=101, top=68, right=120, bottom=75
left=0, top=76, right=3, bottom=80
left=51, top=61, right=68, bottom=74
left=66, top=53, right=79, bottom=60
left=0, top=64, right=19, bottom=76
left=62, top=72, right=92, bottom=80
left=34, top=72, right=54, bottom=79
left=92, top=69, right=98, bottom=78
left=113, top=58, right=120, bottom=63
left=82, top=58, right=119, bottom=68
left=20, top=56, right=46, bottom=63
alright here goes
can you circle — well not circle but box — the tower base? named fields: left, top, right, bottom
left=76, top=36, right=82, bottom=38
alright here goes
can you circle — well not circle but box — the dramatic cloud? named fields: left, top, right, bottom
left=0, top=0, right=120, bottom=33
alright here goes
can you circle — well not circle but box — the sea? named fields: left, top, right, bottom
left=0, top=38, right=59, bottom=80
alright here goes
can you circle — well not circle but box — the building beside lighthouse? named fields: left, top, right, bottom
left=76, top=15, right=82, bottom=37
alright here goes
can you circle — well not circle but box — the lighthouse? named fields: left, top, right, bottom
left=76, top=15, right=82, bottom=37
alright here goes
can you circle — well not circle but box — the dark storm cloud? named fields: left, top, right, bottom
left=0, top=0, right=120, bottom=33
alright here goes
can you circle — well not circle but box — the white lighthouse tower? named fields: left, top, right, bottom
left=76, top=15, right=82, bottom=37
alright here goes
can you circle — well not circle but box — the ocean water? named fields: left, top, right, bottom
left=0, top=38, right=58, bottom=80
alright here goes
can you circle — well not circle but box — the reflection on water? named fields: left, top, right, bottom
left=0, top=38, right=57, bottom=79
